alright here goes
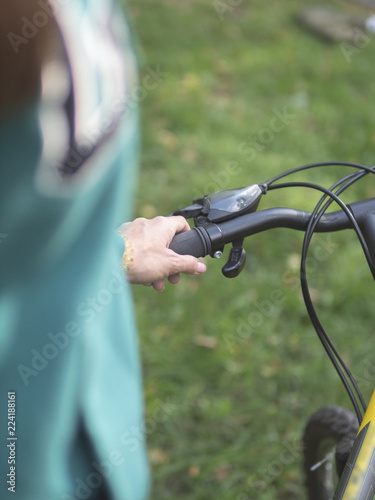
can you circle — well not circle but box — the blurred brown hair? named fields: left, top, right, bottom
left=0, top=0, right=57, bottom=115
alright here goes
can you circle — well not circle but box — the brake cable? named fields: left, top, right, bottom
left=261, top=162, right=375, bottom=423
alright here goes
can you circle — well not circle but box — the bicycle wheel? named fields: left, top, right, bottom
left=303, top=406, right=359, bottom=500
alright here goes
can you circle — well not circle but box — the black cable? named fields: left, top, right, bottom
left=264, top=161, right=375, bottom=188
left=264, top=166, right=375, bottom=423
left=300, top=174, right=370, bottom=421
left=301, top=167, right=375, bottom=419
left=267, top=180, right=367, bottom=421
left=267, top=181, right=375, bottom=279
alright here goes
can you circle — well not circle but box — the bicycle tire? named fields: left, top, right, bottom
left=303, top=406, right=359, bottom=500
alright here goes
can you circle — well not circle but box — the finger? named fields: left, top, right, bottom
left=168, top=273, right=181, bottom=285
left=169, top=254, right=207, bottom=276
left=167, top=216, right=191, bottom=236
left=152, top=279, right=165, bottom=292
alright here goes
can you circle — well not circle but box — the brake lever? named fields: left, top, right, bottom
left=172, top=203, right=205, bottom=219
left=222, top=238, right=246, bottom=278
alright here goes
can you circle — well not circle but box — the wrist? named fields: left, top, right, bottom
left=117, top=229, right=134, bottom=272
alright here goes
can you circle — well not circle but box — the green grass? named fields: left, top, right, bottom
left=125, top=0, right=375, bottom=498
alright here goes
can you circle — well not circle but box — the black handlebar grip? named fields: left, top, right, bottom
left=169, top=227, right=210, bottom=258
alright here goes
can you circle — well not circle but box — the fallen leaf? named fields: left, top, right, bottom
left=287, top=253, right=300, bottom=270
left=214, top=463, right=231, bottom=482
left=148, top=448, right=169, bottom=465
left=180, top=72, right=201, bottom=91
left=158, top=130, right=178, bottom=150
left=189, top=465, right=201, bottom=477
left=193, top=335, right=218, bottom=349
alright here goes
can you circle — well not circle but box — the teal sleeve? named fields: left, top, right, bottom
left=116, top=231, right=126, bottom=260
left=0, top=10, right=150, bottom=498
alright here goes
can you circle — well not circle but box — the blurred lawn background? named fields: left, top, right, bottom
left=125, top=0, right=375, bottom=498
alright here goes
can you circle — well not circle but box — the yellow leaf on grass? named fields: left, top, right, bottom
left=180, top=72, right=201, bottom=91
left=193, top=335, right=218, bottom=349
left=189, top=465, right=201, bottom=477
left=158, top=129, right=178, bottom=150
left=148, top=448, right=169, bottom=465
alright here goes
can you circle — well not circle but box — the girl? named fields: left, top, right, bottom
left=0, top=2, right=206, bottom=499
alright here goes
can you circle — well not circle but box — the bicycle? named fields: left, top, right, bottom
left=169, top=161, right=375, bottom=499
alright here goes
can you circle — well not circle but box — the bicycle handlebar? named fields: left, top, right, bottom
left=169, top=197, right=375, bottom=261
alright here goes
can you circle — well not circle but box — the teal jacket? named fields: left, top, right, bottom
left=0, top=2, right=150, bottom=499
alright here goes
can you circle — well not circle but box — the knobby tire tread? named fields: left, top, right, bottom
left=303, top=406, right=358, bottom=500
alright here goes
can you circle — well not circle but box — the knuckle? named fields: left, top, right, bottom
left=153, top=215, right=165, bottom=223
left=174, top=255, right=197, bottom=275
left=169, top=254, right=181, bottom=274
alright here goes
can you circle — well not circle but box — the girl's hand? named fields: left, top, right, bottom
left=117, top=216, right=207, bottom=291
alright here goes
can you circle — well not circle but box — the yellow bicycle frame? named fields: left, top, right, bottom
left=334, top=391, right=375, bottom=500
